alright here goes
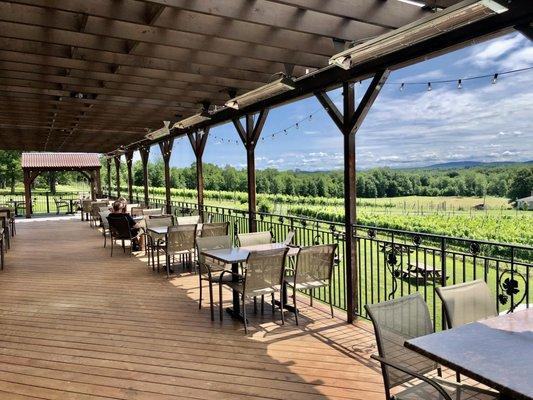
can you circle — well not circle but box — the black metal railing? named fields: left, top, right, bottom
left=0, top=191, right=89, bottom=216
left=109, top=191, right=533, bottom=329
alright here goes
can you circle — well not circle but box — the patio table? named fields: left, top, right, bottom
left=202, top=243, right=300, bottom=322
left=405, top=308, right=533, bottom=400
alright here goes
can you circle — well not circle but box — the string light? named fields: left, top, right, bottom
left=492, top=73, right=498, bottom=84
left=457, top=79, right=463, bottom=89
left=400, top=83, right=404, bottom=91
left=427, top=82, right=432, bottom=91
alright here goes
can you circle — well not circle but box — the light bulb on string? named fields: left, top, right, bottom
left=400, top=83, right=404, bottom=92
left=427, top=82, right=432, bottom=91
left=457, top=79, right=463, bottom=89
left=492, top=73, right=498, bottom=84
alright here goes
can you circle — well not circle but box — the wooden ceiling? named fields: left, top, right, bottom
left=0, top=0, right=453, bottom=152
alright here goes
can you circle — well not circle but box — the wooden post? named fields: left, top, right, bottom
left=233, top=109, right=269, bottom=232
left=23, top=169, right=32, bottom=219
left=106, top=158, right=111, bottom=198
left=187, top=128, right=209, bottom=221
left=139, top=146, right=150, bottom=207
left=125, top=150, right=134, bottom=203
left=89, top=170, right=96, bottom=200
left=315, top=70, right=389, bottom=323
left=159, top=139, right=174, bottom=214
left=94, top=168, right=102, bottom=197
left=114, top=156, right=121, bottom=198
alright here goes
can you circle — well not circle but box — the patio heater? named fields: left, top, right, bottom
left=329, top=0, right=508, bottom=70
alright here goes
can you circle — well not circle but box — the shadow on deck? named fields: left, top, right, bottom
left=0, top=216, right=384, bottom=400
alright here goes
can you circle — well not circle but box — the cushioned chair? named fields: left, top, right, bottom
left=237, top=231, right=272, bottom=247
left=366, top=293, right=498, bottom=400
left=220, top=247, right=289, bottom=334
left=286, top=244, right=337, bottom=324
left=196, top=235, right=233, bottom=321
left=200, top=222, right=229, bottom=237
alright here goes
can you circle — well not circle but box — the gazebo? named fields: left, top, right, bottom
left=21, top=152, right=102, bottom=218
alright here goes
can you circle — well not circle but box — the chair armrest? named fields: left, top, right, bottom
left=370, top=355, right=452, bottom=400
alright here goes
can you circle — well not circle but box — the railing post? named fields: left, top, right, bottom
left=46, top=192, right=50, bottom=214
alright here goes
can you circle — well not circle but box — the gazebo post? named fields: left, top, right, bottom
left=139, top=146, right=150, bottom=207
left=106, top=158, right=112, bottom=198
left=114, top=156, right=121, bottom=198
left=89, top=170, right=97, bottom=201
left=159, top=139, right=174, bottom=214
left=187, top=128, right=209, bottom=221
left=232, top=109, right=269, bottom=232
left=125, top=150, right=134, bottom=203
left=315, top=71, right=389, bottom=323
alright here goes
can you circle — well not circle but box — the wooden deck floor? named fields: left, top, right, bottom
left=0, top=217, right=385, bottom=400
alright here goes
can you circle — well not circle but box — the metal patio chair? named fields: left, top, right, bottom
left=90, top=201, right=109, bottom=228
left=286, top=244, right=337, bottom=324
left=81, top=199, right=93, bottom=221
left=53, top=197, right=70, bottom=214
left=176, top=215, right=200, bottom=225
left=366, top=293, right=498, bottom=400
left=0, top=211, right=11, bottom=250
left=162, top=224, right=197, bottom=277
left=98, top=210, right=111, bottom=248
left=0, top=227, right=4, bottom=270
left=200, top=222, right=229, bottom=237
left=107, top=215, right=137, bottom=257
left=0, top=207, right=15, bottom=236
left=283, top=229, right=295, bottom=245
left=143, top=215, right=173, bottom=272
left=237, top=231, right=272, bottom=247
left=196, top=235, right=233, bottom=321
left=436, top=280, right=498, bottom=383
left=220, top=247, right=289, bottom=334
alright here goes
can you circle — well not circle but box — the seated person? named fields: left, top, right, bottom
left=107, top=200, right=141, bottom=250
left=117, top=197, right=128, bottom=213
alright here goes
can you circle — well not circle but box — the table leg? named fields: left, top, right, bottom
left=226, top=261, right=245, bottom=322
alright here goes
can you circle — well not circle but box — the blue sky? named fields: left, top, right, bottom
left=151, top=31, right=532, bottom=171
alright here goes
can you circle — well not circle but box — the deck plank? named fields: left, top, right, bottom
left=0, top=218, right=384, bottom=400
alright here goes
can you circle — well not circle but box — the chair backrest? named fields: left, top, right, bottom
left=106, top=215, right=132, bottom=239
left=142, top=208, right=163, bottom=217
left=146, top=216, right=173, bottom=229
left=436, top=280, right=497, bottom=328
left=99, top=211, right=110, bottom=229
left=294, top=244, right=337, bottom=284
left=130, top=207, right=145, bottom=217
left=365, top=293, right=437, bottom=389
left=196, top=235, right=232, bottom=273
left=82, top=199, right=93, bottom=212
left=243, top=248, right=288, bottom=296
left=200, top=222, right=229, bottom=237
left=91, top=201, right=108, bottom=215
left=176, top=215, right=200, bottom=225
left=283, top=230, right=296, bottom=245
left=238, top=231, right=272, bottom=247
left=167, top=224, right=197, bottom=253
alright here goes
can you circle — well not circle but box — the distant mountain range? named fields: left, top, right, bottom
left=418, top=160, right=533, bottom=170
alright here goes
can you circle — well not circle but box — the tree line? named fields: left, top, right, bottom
left=0, top=150, right=530, bottom=201
left=121, top=159, right=531, bottom=201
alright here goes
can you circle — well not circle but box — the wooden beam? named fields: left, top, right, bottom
left=158, top=138, right=173, bottom=214
left=234, top=110, right=269, bottom=232
left=114, top=156, right=121, bottom=198
left=125, top=150, right=134, bottom=203
left=187, top=128, right=209, bottom=221
left=139, top=146, right=150, bottom=207
left=316, top=72, right=388, bottom=324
